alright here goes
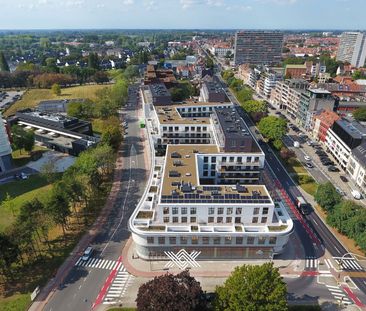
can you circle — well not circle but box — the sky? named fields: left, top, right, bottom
left=0, top=0, right=364, bottom=30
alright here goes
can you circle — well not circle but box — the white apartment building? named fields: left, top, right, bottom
left=210, top=46, right=234, bottom=58
left=0, top=114, right=12, bottom=173
left=336, top=32, right=366, bottom=68
left=347, top=142, right=366, bottom=194
left=130, top=93, right=293, bottom=260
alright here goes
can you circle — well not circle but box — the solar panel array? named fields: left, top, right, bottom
left=160, top=193, right=270, bottom=204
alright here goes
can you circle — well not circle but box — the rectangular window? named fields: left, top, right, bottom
left=226, top=217, right=232, bottom=223
left=172, top=207, right=178, bottom=215
left=225, top=236, right=232, bottom=244
left=236, top=237, right=243, bottom=245
left=258, top=237, right=266, bottom=245
left=147, top=237, right=154, bottom=244
left=252, top=217, right=259, bottom=223
left=208, top=217, right=214, bottom=223
left=261, top=217, right=267, bottom=223
left=213, top=237, right=221, bottom=245
left=163, top=217, right=169, bottom=223
left=191, top=236, right=198, bottom=245
left=181, top=217, right=187, bottom=223
left=235, top=217, right=241, bottom=224
left=190, top=208, right=197, bottom=215
left=236, top=208, right=242, bottom=215
left=237, top=156, right=242, bottom=163
left=229, top=156, right=234, bottom=162
left=253, top=207, right=260, bottom=215
left=208, top=207, right=215, bottom=215
left=247, top=157, right=252, bottom=163
left=204, top=156, right=208, bottom=163
left=203, top=237, right=209, bottom=244
left=158, top=237, right=165, bottom=245
left=218, top=207, right=224, bottom=214
left=247, top=237, right=254, bottom=245
left=222, top=156, right=227, bottom=163
left=180, top=236, right=187, bottom=244
left=212, top=157, right=216, bottom=163
left=211, top=171, right=215, bottom=177
left=227, top=208, right=233, bottom=215
left=163, top=207, right=169, bottom=214
left=190, top=217, right=196, bottom=223
left=262, top=207, right=269, bottom=215
left=269, top=237, right=277, bottom=245
left=217, top=217, right=223, bottom=223
left=169, top=237, right=176, bottom=245
left=173, top=217, right=179, bottom=223
left=181, top=207, right=187, bottom=215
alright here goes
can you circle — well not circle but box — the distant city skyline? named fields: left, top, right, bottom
left=0, top=0, right=365, bottom=30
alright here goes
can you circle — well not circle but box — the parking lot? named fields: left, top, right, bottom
left=0, top=90, right=24, bottom=111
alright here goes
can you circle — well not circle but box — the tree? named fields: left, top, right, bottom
left=353, top=107, right=366, bottom=122
left=170, top=87, right=185, bottom=102
left=51, top=83, right=61, bottom=96
left=215, top=263, right=288, bottom=311
left=0, top=232, right=20, bottom=276
left=40, top=160, right=58, bottom=183
left=0, top=51, right=10, bottom=72
left=101, top=122, right=122, bottom=150
left=236, top=88, right=252, bottom=103
left=88, top=53, right=100, bottom=70
left=136, top=270, right=205, bottom=311
left=314, top=182, right=342, bottom=212
left=11, top=125, right=34, bottom=153
left=123, top=65, right=139, bottom=80
left=241, top=100, right=267, bottom=113
left=23, top=130, right=35, bottom=153
left=280, top=147, right=295, bottom=160
left=67, top=100, right=95, bottom=119
left=258, top=116, right=287, bottom=142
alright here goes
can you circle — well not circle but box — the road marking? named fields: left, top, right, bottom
left=75, top=258, right=81, bottom=266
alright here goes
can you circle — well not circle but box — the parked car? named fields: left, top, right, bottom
left=305, top=162, right=314, bottom=168
left=351, top=190, right=362, bottom=200
left=321, top=161, right=332, bottom=166
left=340, top=175, right=348, bottom=182
left=304, top=155, right=311, bottom=161
left=336, top=187, right=345, bottom=196
left=328, top=166, right=339, bottom=172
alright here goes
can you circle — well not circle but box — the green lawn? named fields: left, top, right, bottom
left=0, top=293, right=31, bottom=311
left=0, top=175, right=52, bottom=232
left=11, top=146, right=48, bottom=167
left=4, top=84, right=111, bottom=117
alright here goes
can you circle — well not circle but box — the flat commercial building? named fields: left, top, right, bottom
left=336, top=32, right=366, bottom=68
left=0, top=114, right=12, bottom=173
left=199, top=80, right=228, bottom=103
left=234, top=31, right=284, bottom=65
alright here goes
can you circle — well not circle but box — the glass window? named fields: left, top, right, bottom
left=172, top=207, right=178, bottom=215
left=229, top=157, right=234, bottom=162
left=254, top=157, right=259, bottom=162
left=204, top=157, right=208, bottom=163
left=247, top=237, right=254, bottom=245
left=208, top=217, right=214, bottom=223
left=237, top=156, right=242, bottom=163
left=226, top=217, right=232, bottom=223
left=173, top=217, right=179, bottom=223
left=212, top=157, right=216, bottom=163
left=236, top=208, right=242, bottom=215
left=269, top=237, right=277, bottom=245
left=261, top=217, right=267, bottom=223
left=222, top=156, right=227, bottom=163
left=253, top=207, right=260, bottom=215
left=158, top=237, right=165, bottom=245
left=218, top=207, right=224, bottom=214
left=190, top=217, right=196, bottom=223
left=181, top=207, right=187, bottom=215
left=208, top=207, right=215, bottom=215
left=227, top=208, right=233, bottom=215
left=203, top=237, right=209, bottom=244
left=203, top=171, right=208, bottom=177
left=252, top=217, right=259, bottom=223
left=191, top=236, right=198, bottom=245
left=211, top=171, right=215, bottom=177
left=190, top=208, right=197, bottom=215
left=247, top=157, right=252, bottom=163
left=147, top=237, right=154, bottom=244
left=225, top=236, right=232, bottom=244
left=180, top=236, right=187, bottom=244
left=163, top=207, right=169, bottom=214
left=163, top=217, right=169, bottom=223
left=262, top=207, right=269, bottom=215
left=217, top=217, right=223, bottom=223
left=236, top=237, right=243, bottom=245
left=235, top=217, right=241, bottom=224
left=258, top=237, right=266, bottom=245
left=213, top=237, right=221, bottom=245
left=169, top=237, right=176, bottom=244
left=181, top=217, right=187, bottom=223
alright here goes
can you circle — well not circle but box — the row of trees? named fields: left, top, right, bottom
left=136, top=263, right=288, bottom=311
left=314, top=182, right=366, bottom=251
left=0, top=144, right=116, bottom=278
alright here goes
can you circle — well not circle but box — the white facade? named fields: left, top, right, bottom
left=210, top=46, right=233, bottom=58
left=325, top=128, right=351, bottom=169
left=337, top=32, right=366, bottom=68
left=0, top=115, right=12, bottom=173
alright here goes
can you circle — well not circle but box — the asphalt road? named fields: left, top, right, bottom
left=44, top=84, right=147, bottom=311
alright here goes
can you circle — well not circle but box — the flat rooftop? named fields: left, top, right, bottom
left=156, top=106, right=211, bottom=125
left=336, top=119, right=366, bottom=139
left=160, top=145, right=271, bottom=204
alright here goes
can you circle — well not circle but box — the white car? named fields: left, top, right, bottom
left=304, top=155, right=311, bottom=161
left=20, top=172, right=29, bottom=180
left=81, top=247, right=93, bottom=261
left=351, top=190, right=361, bottom=200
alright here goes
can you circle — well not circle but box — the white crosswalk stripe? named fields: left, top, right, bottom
left=305, top=257, right=318, bottom=269
left=333, top=257, right=364, bottom=271
left=103, top=264, right=135, bottom=305
left=74, top=257, right=126, bottom=271
left=325, top=285, right=352, bottom=305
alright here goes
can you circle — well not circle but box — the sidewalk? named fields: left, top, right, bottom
left=121, top=237, right=302, bottom=279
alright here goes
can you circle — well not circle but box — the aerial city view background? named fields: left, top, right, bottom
left=1, top=0, right=366, bottom=311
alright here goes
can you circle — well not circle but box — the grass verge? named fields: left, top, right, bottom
left=0, top=293, right=31, bottom=311
left=11, top=146, right=48, bottom=167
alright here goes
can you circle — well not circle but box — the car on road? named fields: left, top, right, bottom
left=340, top=175, right=348, bottom=182
left=304, top=155, right=311, bottom=161
left=305, top=162, right=314, bottom=168
left=351, top=190, right=362, bottom=200
left=336, top=187, right=345, bottom=196
left=321, top=161, right=333, bottom=166
left=328, top=166, right=339, bottom=172
left=81, top=246, right=93, bottom=261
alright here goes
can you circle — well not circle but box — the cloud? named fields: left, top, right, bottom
left=123, top=0, right=135, bottom=5
left=144, top=0, right=156, bottom=11
left=257, top=0, right=298, bottom=4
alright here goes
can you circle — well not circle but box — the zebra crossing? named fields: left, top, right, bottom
left=305, top=257, right=318, bottom=269
left=103, top=267, right=134, bottom=305
left=75, top=257, right=124, bottom=271
left=325, top=285, right=352, bottom=305
left=333, top=257, right=364, bottom=271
